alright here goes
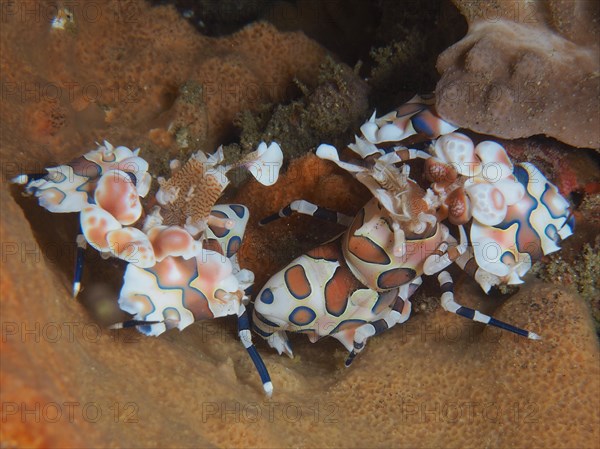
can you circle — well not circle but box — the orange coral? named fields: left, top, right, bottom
left=0, top=0, right=326, bottom=170
left=3, top=1, right=600, bottom=447
left=3, top=178, right=599, bottom=447
left=233, top=153, right=370, bottom=288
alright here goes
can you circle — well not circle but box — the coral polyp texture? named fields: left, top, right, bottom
left=255, top=94, right=574, bottom=367
left=436, top=0, right=600, bottom=149
left=0, top=0, right=327, bottom=167
left=15, top=139, right=284, bottom=397
left=2, top=0, right=599, bottom=447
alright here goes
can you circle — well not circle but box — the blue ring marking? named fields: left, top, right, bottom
left=229, top=204, right=246, bottom=218
left=259, top=288, right=274, bottom=304
left=124, top=171, right=137, bottom=186
left=494, top=165, right=542, bottom=254
left=162, top=306, right=181, bottom=323
left=227, top=235, right=242, bottom=258
left=42, top=187, right=67, bottom=205
left=75, top=177, right=95, bottom=203
left=540, top=182, right=570, bottom=220
left=512, top=164, right=530, bottom=186
left=376, top=267, right=416, bottom=290
left=50, top=171, right=67, bottom=183
left=289, top=306, right=317, bottom=326
left=411, top=111, right=435, bottom=138
left=252, top=325, right=273, bottom=338
left=330, top=319, right=367, bottom=335
left=545, top=224, right=559, bottom=243
left=138, top=325, right=154, bottom=335
left=254, top=310, right=280, bottom=328
left=348, top=235, right=391, bottom=265
left=144, top=263, right=210, bottom=318
left=567, top=214, right=575, bottom=232
left=371, top=290, right=396, bottom=315
left=125, top=293, right=156, bottom=323
left=208, top=210, right=231, bottom=238
left=494, top=218, right=532, bottom=254
left=102, top=152, right=117, bottom=163
left=500, top=250, right=514, bottom=260
left=70, top=157, right=101, bottom=179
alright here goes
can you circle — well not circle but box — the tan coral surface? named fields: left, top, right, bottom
left=2, top=1, right=600, bottom=447
left=436, top=0, right=600, bottom=149
left=3, top=157, right=599, bottom=448
left=0, top=0, right=325, bottom=171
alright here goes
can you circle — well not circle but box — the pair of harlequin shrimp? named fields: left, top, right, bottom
left=15, top=140, right=283, bottom=397
left=253, top=95, right=574, bottom=367
left=15, top=94, right=574, bottom=397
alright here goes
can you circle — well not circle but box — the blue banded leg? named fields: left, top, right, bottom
left=454, top=248, right=507, bottom=294
left=345, top=301, right=411, bottom=367
left=398, top=277, right=422, bottom=301
left=108, top=319, right=162, bottom=329
left=252, top=310, right=293, bottom=358
left=423, top=225, right=468, bottom=276
left=238, top=304, right=273, bottom=397
left=73, top=233, right=87, bottom=297
left=259, top=200, right=353, bottom=226
left=10, top=173, right=48, bottom=185
left=437, top=271, right=541, bottom=340
left=344, top=315, right=397, bottom=367
left=242, top=285, right=253, bottom=306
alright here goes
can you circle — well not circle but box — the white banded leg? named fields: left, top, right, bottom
left=10, top=172, right=48, bottom=185
left=453, top=247, right=506, bottom=294
left=398, top=276, right=423, bottom=301
left=437, top=271, right=541, bottom=340
left=111, top=307, right=274, bottom=397
left=252, top=309, right=294, bottom=358
left=423, top=225, right=468, bottom=276
left=344, top=295, right=413, bottom=367
left=237, top=304, right=273, bottom=397
left=259, top=200, right=353, bottom=226
left=108, top=319, right=163, bottom=329
left=73, top=233, right=87, bottom=297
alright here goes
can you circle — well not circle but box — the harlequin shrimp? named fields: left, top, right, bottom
left=14, top=141, right=284, bottom=396
left=253, top=94, right=574, bottom=368
left=13, top=141, right=153, bottom=296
